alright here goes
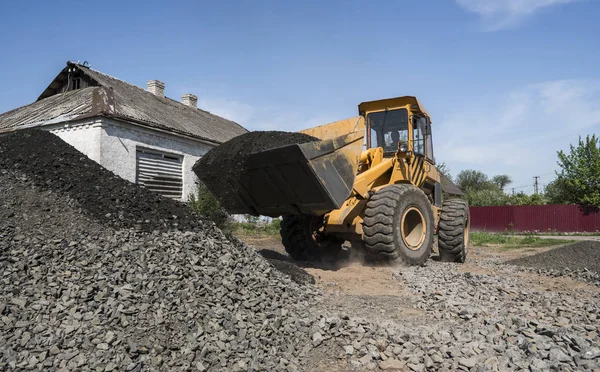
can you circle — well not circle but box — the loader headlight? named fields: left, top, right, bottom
left=399, top=141, right=408, bottom=152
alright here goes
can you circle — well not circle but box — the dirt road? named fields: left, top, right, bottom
left=241, top=235, right=600, bottom=371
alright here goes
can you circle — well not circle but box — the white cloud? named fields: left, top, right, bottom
left=435, top=79, right=600, bottom=190
left=456, top=0, right=578, bottom=30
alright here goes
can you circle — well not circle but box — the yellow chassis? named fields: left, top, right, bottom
left=299, top=96, right=442, bottom=241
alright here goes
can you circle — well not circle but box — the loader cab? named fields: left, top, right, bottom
left=366, top=108, right=409, bottom=156
left=359, top=96, right=434, bottom=163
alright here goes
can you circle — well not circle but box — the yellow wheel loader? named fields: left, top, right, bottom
left=195, top=96, right=470, bottom=265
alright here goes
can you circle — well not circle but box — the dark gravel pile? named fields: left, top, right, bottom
left=0, top=131, right=322, bottom=370
left=193, top=131, right=317, bottom=211
left=0, top=129, right=202, bottom=232
left=509, top=241, right=600, bottom=274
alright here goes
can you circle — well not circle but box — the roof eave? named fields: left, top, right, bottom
left=0, top=112, right=224, bottom=146
left=101, top=113, right=223, bottom=146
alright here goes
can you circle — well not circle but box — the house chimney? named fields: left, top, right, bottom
left=181, top=94, right=198, bottom=108
left=147, top=80, right=165, bottom=97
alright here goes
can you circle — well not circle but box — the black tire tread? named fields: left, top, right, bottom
left=280, top=215, right=343, bottom=262
left=363, top=184, right=433, bottom=265
left=438, top=198, right=469, bottom=263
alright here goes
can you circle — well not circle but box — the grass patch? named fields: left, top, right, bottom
left=471, top=231, right=574, bottom=249
left=507, top=231, right=600, bottom=236
left=231, top=218, right=281, bottom=237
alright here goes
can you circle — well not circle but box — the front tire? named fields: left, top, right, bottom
left=362, top=184, right=434, bottom=265
left=438, top=198, right=470, bottom=263
left=280, top=215, right=344, bottom=262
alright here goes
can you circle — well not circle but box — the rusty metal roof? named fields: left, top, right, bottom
left=0, top=62, right=248, bottom=143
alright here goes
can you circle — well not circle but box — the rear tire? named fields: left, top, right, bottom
left=362, top=184, right=434, bottom=265
left=438, top=198, right=470, bottom=263
left=280, top=215, right=344, bottom=262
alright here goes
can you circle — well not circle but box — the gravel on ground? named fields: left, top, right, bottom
left=509, top=241, right=600, bottom=275
left=1, top=129, right=599, bottom=371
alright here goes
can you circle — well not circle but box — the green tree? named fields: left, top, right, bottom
left=528, top=193, right=546, bottom=205
left=188, top=182, right=230, bottom=229
left=453, top=169, right=547, bottom=206
left=506, top=192, right=530, bottom=205
left=557, top=135, right=600, bottom=210
left=468, top=188, right=508, bottom=206
left=492, top=174, right=512, bottom=190
left=544, top=178, right=569, bottom=204
left=455, top=170, right=492, bottom=192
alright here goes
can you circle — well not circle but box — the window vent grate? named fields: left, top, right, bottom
left=136, top=148, right=183, bottom=199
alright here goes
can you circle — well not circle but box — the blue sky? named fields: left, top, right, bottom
left=1, top=0, right=599, bottom=193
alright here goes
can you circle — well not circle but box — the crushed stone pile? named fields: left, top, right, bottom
left=192, top=131, right=317, bottom=211
left=509, top=240, right=600, bottom=279
left=0, top=130, right=321, bottom=371
left=0, top=130, right=202, bottom=233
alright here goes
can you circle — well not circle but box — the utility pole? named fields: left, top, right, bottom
left=534, top=176, right=540, bottom=194
left=512, top=188, right=515, bottom=195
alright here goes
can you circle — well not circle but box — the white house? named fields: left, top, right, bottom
left=0, top=61, right=248, bottom=200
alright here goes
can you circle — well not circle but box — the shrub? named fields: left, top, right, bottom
left=231, top=217, right=281, bottom=236
left=188, top=182, right=231, bottom=230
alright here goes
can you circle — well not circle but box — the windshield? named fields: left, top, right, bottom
left=367, top=109, right=408, bottom=153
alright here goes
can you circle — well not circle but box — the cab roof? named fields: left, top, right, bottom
left=358, top=96, right=430, bottom=118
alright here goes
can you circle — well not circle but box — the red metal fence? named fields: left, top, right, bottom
left=470, top=204, right=600, bottom=233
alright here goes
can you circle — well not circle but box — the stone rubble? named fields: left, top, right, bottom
left=1, top=130, right=599, bottom=371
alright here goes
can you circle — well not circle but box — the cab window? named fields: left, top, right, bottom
left=367, top=109, right=408, bottom=154
left=426, top=126, right=434, bottom=161
left=413, top=116, right=434, bottom=161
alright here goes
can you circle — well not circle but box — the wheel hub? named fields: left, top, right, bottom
left=401, top=207, right=426, bottom=250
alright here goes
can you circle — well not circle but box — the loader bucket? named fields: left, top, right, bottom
left=200, top=132, right=364, bottom=217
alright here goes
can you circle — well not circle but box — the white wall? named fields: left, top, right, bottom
left=47, top=117, right=215, bottom=200
left=48, top=119, right=103, bottom=163
left=99, top=118, right=213, bottom=200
